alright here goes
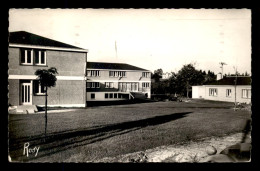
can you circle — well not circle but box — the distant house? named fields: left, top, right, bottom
left=161, top=72, right=172, bottom=80
left=86, top=62, right=151, bottom=102
left=192, top=76, right=251, bottom=104
left=8, top=31, right=88, bottom=107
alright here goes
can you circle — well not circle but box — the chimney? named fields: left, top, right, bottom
left=217, top=73, right=222, bottom=80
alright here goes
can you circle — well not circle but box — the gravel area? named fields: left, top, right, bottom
left=93, top=133, right=245, bottom=163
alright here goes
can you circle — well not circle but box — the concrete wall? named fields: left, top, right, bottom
left=204, top=85, right=251, bottom=104
left=33, top=80, right=86, bottom=106
left=192, top=86, right=205, bottom=99
left=87, top=69, right=151, bottom=100
left=192, top=85, right=251, bottom=104
left=86, top=92, right=129, bottom=101
left=8, top=47, right=87, bottom=107
left=9, top=47, right=86, bottom=76
left=8, top=79, right=19, bottom=106
left=87, top=69, right=151, bottom=82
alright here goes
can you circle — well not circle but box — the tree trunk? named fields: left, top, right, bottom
left=45, top=87, right=48, bottom=140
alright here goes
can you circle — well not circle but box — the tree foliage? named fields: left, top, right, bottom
left=151, top=64, right=216, bottom=97
left=35, top=67, right=58, bottom=88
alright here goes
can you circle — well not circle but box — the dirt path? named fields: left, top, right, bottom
left=93, top=133, right=244, bottom=163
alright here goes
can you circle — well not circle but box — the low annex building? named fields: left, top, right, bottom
left=8, top=31, right=88, bottom=108
left=86, top=62, right=151, bottom=102
left=192, top=76, right=251, bottom=104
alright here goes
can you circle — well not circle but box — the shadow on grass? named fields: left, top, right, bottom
left=9, top=112, right=192, bottom=161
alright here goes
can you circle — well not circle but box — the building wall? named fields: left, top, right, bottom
left=86, top=92, right=129, bottom=101
left=8, top=47, right=87, bottom=107
left=204, top=85, right=251, bottom=104
left=9, top=47, right=86, bottom=76
left=87, top=69, right=150, bottom=82
left=87, top=69, right=151, bottom=100
left=33, top=80, right=86, bottom=106
left=8, top=79, right=19, bottom=106
left=193, top=85, right=251, bottom=104
left=192, top=86, right=205, bottom=99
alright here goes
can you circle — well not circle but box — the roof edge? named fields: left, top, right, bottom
left=9, top=43, right=88, bottom=53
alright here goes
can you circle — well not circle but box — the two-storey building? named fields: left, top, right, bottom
left=8, top=31, right=88, bottom=108
left=86, top=62, right=151, bottom=102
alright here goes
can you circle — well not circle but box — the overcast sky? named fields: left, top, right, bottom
left=9, top=9, right=251, bottom=75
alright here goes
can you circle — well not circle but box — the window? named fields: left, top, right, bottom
left=91, top=93, right=95, bottom=99
left=20, top=49, right=33, bottom=65
left=142, top=72, right=150, bottom=78
left=242, top=89, right=251, bottom=99
left=34, top=81, right=45, bottom=95
left=142, top=82, right=150, bottom=88
left=87, top=82, right=100, bottom=88
left=118, top=93, right=122, bottom=98
left=114, top=93, right=118, bottom=98
left=105, top=82, right=114, bottom=88
left=109, top=71, right=126, bottom=77
left=109, top=93, right=113, bottom=98
left=105, top=93, right=108, bottom=99
left=87, top=70, right=100, bottom=77
left=105, top=82, right=110, bottom=88
left=21, top=48, right=47, bottom=65
left=34, top=50, right=46, bottom=65
left=209, top=88, right=218, bottom=96
left=226, top=89, right=232, bottom=97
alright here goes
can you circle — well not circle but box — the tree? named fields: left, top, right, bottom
left=35, top=67, right=58, bottom=139
left=175, top=64, right=204, bottom=98
left=152, top=68, right=163, bottom=82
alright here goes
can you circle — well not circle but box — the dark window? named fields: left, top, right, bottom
left=109, top=93, right=113, bottom=98
left=27, top=51, right=31, bottom=63
left=105, top=93, right=108, bottom=99
left=35, top=50, right=39, bottom=64
left=21, top=49, right=25, bottom=63
left=41, top=51, right=45, bottom=64
left=114, top=93, right=117, bottom=98
left=91, top=93, right=95, bottom=99
left=34, top=81, right=45, bottom=95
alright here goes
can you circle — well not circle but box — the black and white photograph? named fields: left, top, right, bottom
left=8, top=8, right=252, bottom=163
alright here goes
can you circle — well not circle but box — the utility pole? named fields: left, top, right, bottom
left=220, top=62, right=227, bottom=79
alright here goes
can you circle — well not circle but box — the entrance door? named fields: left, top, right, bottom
left=21, top=83, right=32, bottom=105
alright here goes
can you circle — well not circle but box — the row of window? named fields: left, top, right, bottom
left=20, top=49, right=47, bottom=65
left=142, top=72, right=150, bottom=78
left=209, top=88, right=251, bottom=99
left=86, top=70, right=151, bottom=78
left=87, top=70, right=100, bottom=77
left=86, top=82, right=100, bottom=88
left=90, top=93, right=129, bottom=99
left=87, top=82, right=150, bottom=89
left=109, top=71, right=126, bottom=77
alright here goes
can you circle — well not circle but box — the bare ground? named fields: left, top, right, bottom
left=91, top=132, right=245, bottom=163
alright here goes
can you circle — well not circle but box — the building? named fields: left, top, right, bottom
left=8, top=31, right=88, bottom=108
left=162, top=72, right=172, bottom=80
left=192, top=76, right=251, bottom=104
left=86, top=62, right=151, bottom=102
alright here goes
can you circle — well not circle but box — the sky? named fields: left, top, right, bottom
left=9, top=9, right=251, bottom=75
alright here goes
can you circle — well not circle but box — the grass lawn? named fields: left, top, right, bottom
left=8, top=99, right=251, bottom=162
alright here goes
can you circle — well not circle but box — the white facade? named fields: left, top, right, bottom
left=192, top=85, right=251, bottom=104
